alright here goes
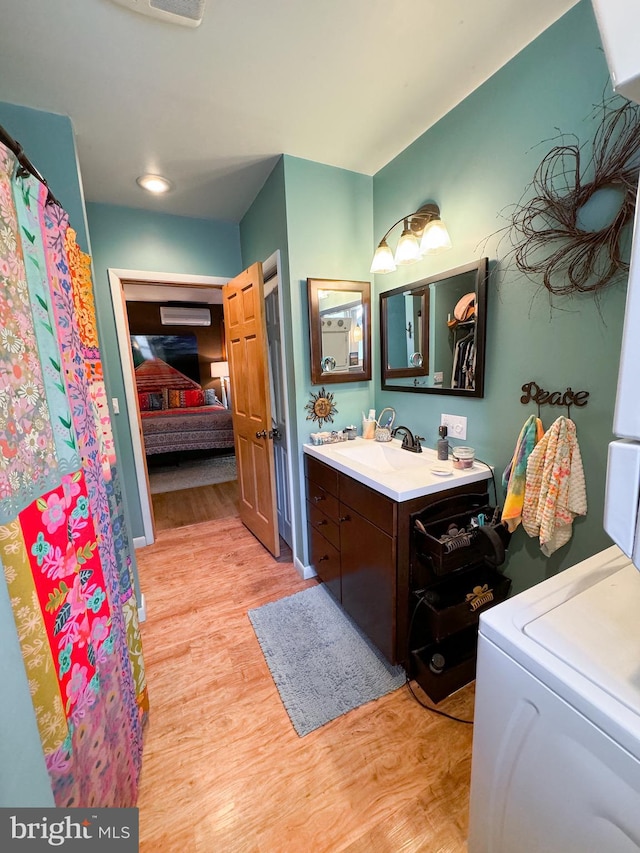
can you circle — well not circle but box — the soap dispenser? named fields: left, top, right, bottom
left=437, top=425, right=449, bottom=461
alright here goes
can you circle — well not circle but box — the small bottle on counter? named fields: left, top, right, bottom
left=437, top=425, right=449, bottom=460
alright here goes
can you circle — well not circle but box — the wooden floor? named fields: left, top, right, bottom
left=135, top=489, right=475, bottom=852
left=151, top=479, right=240, bottom=530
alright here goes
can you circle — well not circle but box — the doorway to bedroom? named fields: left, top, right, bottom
left=109, top=257, right=296, bottom=560
left=124, top=278, right=236, bottom=532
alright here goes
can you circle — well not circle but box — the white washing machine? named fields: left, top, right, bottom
left=468, top=545, right=640, bottom=853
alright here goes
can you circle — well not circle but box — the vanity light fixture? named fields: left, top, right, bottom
left=136, top=174, right=173, bottom=194
left=353, top=323, right=363, bottom=342
left=370, top=202, right=452, bottom=274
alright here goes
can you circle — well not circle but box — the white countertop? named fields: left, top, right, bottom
left=303, top=436, right=492, bottom=502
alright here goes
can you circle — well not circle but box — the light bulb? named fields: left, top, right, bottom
left=370, top=240, right=396, bottom=274
left=136, top=174, right=173, bottom=194
left=420, top=218, right=452, bottom=254
left=394, top=226, right=421, bottom=265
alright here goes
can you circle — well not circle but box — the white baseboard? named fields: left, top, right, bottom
left=132, top=536, right=147, bottom=549
left=137, top=593, right=147, bottom=623
left=294, top=556, right=317, bottom=580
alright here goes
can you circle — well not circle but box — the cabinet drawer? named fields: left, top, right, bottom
left=308, top=525, right=341, bottom=601
left=305, top=455, right=338, bottom=497
left=307, top=500, right=340, bottom=550
left=339, top=472, right=395, bottom=536
left=306, top=478, right=339, bottom=523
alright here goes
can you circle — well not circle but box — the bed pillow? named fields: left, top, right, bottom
left=138, top=391, right=164, bottom=411
left=168, top=388, right=206, bottom=409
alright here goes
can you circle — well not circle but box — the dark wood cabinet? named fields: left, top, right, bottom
left=304, top=453, right=489, bottom=666
left=340, top=509, right=395, bottom=662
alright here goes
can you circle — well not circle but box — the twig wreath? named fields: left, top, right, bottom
left=502, top=97, right=640, bottom=296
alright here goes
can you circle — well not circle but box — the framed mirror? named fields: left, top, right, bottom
left=381, top=285, right=430, bottom=380
left=308, top=278, right=372, bottom=384
left=380, top=258, right=488, bottom=397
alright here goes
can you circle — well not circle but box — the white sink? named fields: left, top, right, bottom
left=304, top=436, right=491, bottom=502
left=333, top=440, right=423, bottom=472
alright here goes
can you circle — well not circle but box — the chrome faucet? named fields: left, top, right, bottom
left=391, top=425, right=423, bottom=453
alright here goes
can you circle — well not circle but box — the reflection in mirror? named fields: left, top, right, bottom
left=308, top=279, right=371, bottom=384
left=382, top=287, right=429, bottom=378
left=380, top=258, right=488, bottom=397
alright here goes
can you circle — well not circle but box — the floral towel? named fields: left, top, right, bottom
left=522, top=416, right=587, bottom=556
left=502, top=415, right=544, bottom=533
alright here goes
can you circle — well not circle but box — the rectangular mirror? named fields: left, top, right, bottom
left=380, top=258, right=488, bottom=397
left=308, top=278, right=372, bottom=384
left=381, top=286, right=429, bottom=378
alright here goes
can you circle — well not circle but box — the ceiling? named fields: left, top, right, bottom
left=0, top=0, right=579, bottom=223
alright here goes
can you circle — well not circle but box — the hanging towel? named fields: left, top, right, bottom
left=502, top=414, right=545, bottom=533
left=522, top=416, right=587, bottom=556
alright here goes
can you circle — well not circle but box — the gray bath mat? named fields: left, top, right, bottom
left=248, top=584, right=405, bottom=736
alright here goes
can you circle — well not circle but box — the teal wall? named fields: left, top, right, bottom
left=372, top=0, right=626, bottom=593
left=282, top=156, right=374, bottom=560
left=86, top=202, right=242, bottom=538
left=0, top=102, right=89, bottom=253
left=240, top=155, right=298, bottom=460
left=241, top=156, right=374, bottom=562
left=240, top=157, right=289, bottom=277
left=240, top=157, right=294, bottom=430
left=0, top=101, right=77, bottom=805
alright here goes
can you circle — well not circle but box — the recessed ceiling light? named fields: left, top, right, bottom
left=136, top=174, right=173, bottom=194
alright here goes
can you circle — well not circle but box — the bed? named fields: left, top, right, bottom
left=135, top=357, right=235, bottom=456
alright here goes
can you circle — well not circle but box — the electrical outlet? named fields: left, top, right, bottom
left=434, top=371, right=444, bottom=384
left=441, top=413, right=467, bottom=440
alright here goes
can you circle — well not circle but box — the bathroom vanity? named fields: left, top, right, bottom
left=303, top=437, right=493, bottom=667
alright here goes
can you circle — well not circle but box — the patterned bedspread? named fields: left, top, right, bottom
left=140, top=405, right=234, bottom=455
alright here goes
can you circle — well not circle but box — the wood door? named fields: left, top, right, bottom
left=223, top=263, right=280, bottom=557
left=264, top=285, right=292, bottom=547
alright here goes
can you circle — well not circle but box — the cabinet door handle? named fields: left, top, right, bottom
left=318, top=555, right=329, bottom=562
left=339, top=514, right=351, bottom=523
left=313, top=495, right=325, bottom=503
left=317, top=519, right=327, bottom=526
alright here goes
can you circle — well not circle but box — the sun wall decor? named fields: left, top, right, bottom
left=304, top=387, right=338, bottom=428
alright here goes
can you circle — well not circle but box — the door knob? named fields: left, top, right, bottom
left=255, top=430, right=267, bottom=438
left=269, top=428, right=281, bottom=440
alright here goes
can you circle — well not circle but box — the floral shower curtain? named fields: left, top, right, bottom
left=0, top=140, right=148, bottom=807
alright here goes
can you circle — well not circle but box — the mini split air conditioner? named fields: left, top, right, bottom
left=160, top=306, right=212, bottom=326
left=109, top=0, right=206, bottom=28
